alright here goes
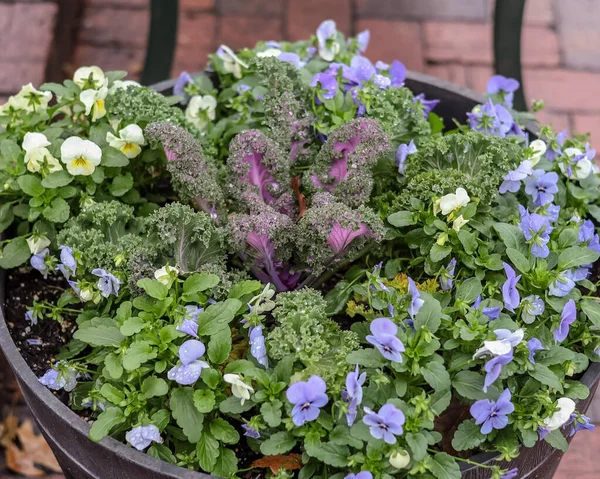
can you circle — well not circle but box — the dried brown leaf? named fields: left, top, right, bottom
left=252, top=453, right=303, bottom=474
left=5, top=419, right=62, bottom=475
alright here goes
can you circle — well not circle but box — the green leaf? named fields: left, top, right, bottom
left=0, top=238, right=31, bottom=268
left=537, top=345, right=575, bottom=366
left=210, top=418, right=240, bottom=444
left=457, top=230, right=478, bottom=255
left=0, top=202, right=14, bottom=233
left=414, top=295, right=442, bottom=334
left=120, top=317, right=145, bottom=336
left=110, top=173, right=134, bottom=197
left=196, top=299, right=242, bottom=336
left=104, top=353, right=123, bottom=379
left=455, top=278, right=482, bottom=303
left=137, top=278, right=168, bottom=300
left=183, top=273, right=220, bottom=294
left=430, top=244, right=452, bottom=263
left=89, top=408, right=125, bottom=442
left=406, top=432, right=428, bottom=461
left=141, top=376, right=169, bottom=398
left=41, top=170, right=73, bottom=188
left=212, top=448, right=238, bottom=478
left=429, top=452, right=461, bottom=479
left=261, top=400, right=283, bottom=427
left=558, top=246, right=600, bottom=270
left=452, top=371, right=499, bottom=400
left=100, top=384, right=125, bottom=404
left=346, top=349, right=385, bottom=368
left=196, top=432, right=220, bottom=472
left=506, top=247, right=530, bottom=273
left=581, top=299, right=600, bottom=327
left=387, top=211, right=416, bottom=227
left=430, top=388, right=451, bottom=415
left=451, top=419, right=486, bottom=451
left=305, top=442, right=349, bottom=467
left=208, top=328, right=232, bottom=364
left=147, top=444, right=177, bottom=464
left=122, top=340, right=157, bottom=371
left=544, top=429, right=569, bottom=452
left=73, top=325, right=125, bottom=347
left=102, top=147, right=129, bottom=167
left=494, top=223, right=524, bottom=249
left=17, top=175, right=45, bottom=196
left=219, top=395, right=254, bottom=414
left=564, top=381, right=590, bottom=400
left=329, top=425, right=363, bottom=449
left=530, top=364, right=564, bottom=393
left=421, top=362, right=451, bottom=390
left=193, top=389, right=216, bottom=413
left=42, top=197, right=70, bottom=223
left=260, top=431, right=296, bottom=455
left=228, top=280, right=262, bottom=299
left=170, top=387, right=204, bottom=443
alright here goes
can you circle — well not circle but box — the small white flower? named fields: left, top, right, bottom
left=543, top=398, right=576, bottom=431
left=73, top=66, right=106, bottom=89
left=109, top=79, right=141, bottom=94
left=80, top=79, right=108, bottom=122
left=22, top=132, right=62, bottom=173
left=560, top=147, right=592, bottom=180
left=437, top=188, right=470, bottom=216
left=9, top=83, right=52, bottom=113
left=106, top=124, right=146, bottom=158
left=257, top=48, right=282, bottom=58
left=60, top=136, right=102, bottom=176
left=473, top=329, right=524, bottom=359
left=154, top=265, right=179, bottom=285
left=79, top=288, right=94, bottom=302
left=217, top=45, right=248, bottom=79
left=27, top=235, right=51, bottom=255
left=316, top=20, right=340, bottom=61
left=452, top=215, right=469, bottom=232
left=224, top=374, right=254, bottom=404
left=389, top=450, right=411, bottom=469
left=185, top=95, right=217, bottom=130
left=529, top=139, right=547, bottom=166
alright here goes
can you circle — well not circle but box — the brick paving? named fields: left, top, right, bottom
left=2, top=0, right=600, bottom=476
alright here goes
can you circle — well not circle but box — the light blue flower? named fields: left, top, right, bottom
left=286, top=375, right=328, bottom=426
left=249, top=325, right=269, bottom=368
left=30, top=248, right=49, bottom=278
left=126, top=425, right=163, bottom=451
left=395, top=140, right=417, bottom=175
left=363, top=404, right=405, bottom=444
left=167, top=339, right=209, bottom=385
left=91, top=268, right=121, bottom=298
left=57, top=245, right=77, bottom=279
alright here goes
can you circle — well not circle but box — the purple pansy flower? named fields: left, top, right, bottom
left=545, top=204, right=561, bottom=222
left=395, top=139, right=417, bottom=175
left=569, top=414, right=594, bottom=436
left=278, top=52, right=305, bottom=69
left=407, top=277, right=424, bottom=319
left=502, top=262, right=521, bottom=312
left=363, top=404, right=405, bottom=444
left=357, top=30, right=370, bottom=52
left=249, top=325, right=269, bottom=368
left=389, top=60, right=406, bottom=87
left=472, top=295, right=502, bottom=320
left=440, top=258, right=457, bottom=291
left=578, top=219, right=600, bottom=253
left=311, top=72, right=338, bottom=100
left=519, top=206, right=553, bottom=258
left=467, top=99, right=513, bottom=138
left=91, top=268, right=121, bottom=298
left=25, top=309, right=37, bottom=325
left=236, top=84, right=251, bottom=94
left=286, top=375, right=328, bottom=426
left=366, top=317, right=405, bottom=363
left=522, top=295, right=545, bottom=324
left=499, top=160, right=532, bottom=194
left=548, top=270, right=576, bottom=297
left=39, top=365, right=77, bottom=392
left=525, top=169, right=559, bottom=207
left=126, top=425, right=162, bottom=451
left=173, top=71, right=193, bottom=98
left=527, top=338, right=544, bottom=364
left=554, top=299, right=576, bottom=343
left=500, top=468, right=519, bottom=479
left=30, top=248, right=49, bottom=278
left=345, top=473, right=373, bottom=479
left=546, top=130, right=567, bottom=161
left=57, top=245, right=77, bottom=279
left=177, top=305, right=203, bottom=337
left=167, top=339, right=209, bottom=385
left=343, top=365, right=366, bottom=426
left=486, top=75, right=520, bottom=108
left=242, top=424, right=261, bottom=439
left=414, top=93, right=439, bottom=119
left=470, top=388, right=514, bottom=434
left=484, top=352, right=513, bottom=392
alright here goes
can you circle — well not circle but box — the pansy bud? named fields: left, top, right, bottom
left=389, top=450, right=410, bottom=469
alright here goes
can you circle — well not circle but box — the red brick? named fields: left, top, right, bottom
left=355, top=19, right=425, bottom=71
left=0, top=3, right=57, bottom=62
left=523, top=0, right=554, bottom=26
left=0, top=62, right=47, bottom=94
left=555, top=428, right=600, bottom=479
left=524, top=68, right=600, bottom=112
left=425, top=64, right=468, bottom=88
left=172, top=13, right=217, bottom=75
left=85, top=0, right=147, bottom=7
left=217, top=0, right=282, bottom=17
left=356, top=0, right=491, bottom=21
left=217, top=16, right=282, bottom=51
left=287, top=0, right=351, bottom=41
left=80, top=7, right=149, bottom=48
left=573, top=114, right=600, bottom=146
left=72, top=46, right=145, bottom=80
left=535, top=110, right=571, bottom=134
left=181, top=0, right=214, bottom=11
left=466, top=65, right=493, bottom=93
left=554, top=0, right=600, bottom=69
left=423, top=22, right=559, bottom=67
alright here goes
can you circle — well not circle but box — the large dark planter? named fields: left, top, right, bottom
left=1, top=72, right=599, bottom=479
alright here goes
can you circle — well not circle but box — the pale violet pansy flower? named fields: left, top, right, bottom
left=91, top=268, right=121, bottom=298
left=185, top=95, right=217, bottom=130
left=167, top=340, right=209, bottom=385
left=106, top=124, right=146, bottom=158
left=126, top=424, right=163, bottom=451
left=316, top=20, right=340, bottom=61
left=60, top=136, right=102, bottom=176
left=224, top=374, right=254, bottom=404
left=22, top=132, right=62, bottom=173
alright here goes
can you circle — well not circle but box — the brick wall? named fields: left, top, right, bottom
left=4, top=0, right=600, bottom=143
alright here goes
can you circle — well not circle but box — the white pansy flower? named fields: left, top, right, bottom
left=216, top=45, right=249, bottom=79
left=223, top=374, right=254, bottom=404
left=473, top=329, right=524, bottom=359
left=154, top=265, right=179, bottom=285
left=73, top=66, right=106, bottom=89
left=27, top=235, right=51, bottom=255
left=389, top=450, right=410, bottom=469
left=106, top=124, right=146, bottom=158
left=452, top=215, right=469, bottom=232
left=529, top=139, right=547, bottom=166
left=22, top=132, right=62, bottom=174
left=437, top=187, right=470, bottom=216
left=560, top=147, right=593, bottom=180
left=80, top=79, right=108, bottom=122
left=543, top=398, right=576, bottom=431
left=11, top=83, right=52, bottom=113
left=257, top=48, right=282, bottom=58
left=185, top=95, right=217, bottom=130
left=60, top=137, right=102, bottom=176
left=316, top=20, right=340, bottom=61
left=110, top=79, right=141, bottom=94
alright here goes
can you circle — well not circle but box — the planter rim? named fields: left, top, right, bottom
left=0, top=70, right=590, bottom=477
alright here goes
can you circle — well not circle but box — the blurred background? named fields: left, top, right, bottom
left=0, top=0, right=600, bottom=477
